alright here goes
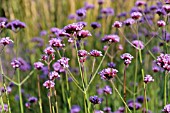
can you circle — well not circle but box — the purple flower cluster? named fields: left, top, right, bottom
left=0, top=37, right=13, bottom=46
left=144, top=75, right=154, bottom=84
left=120, top=53, right=134, bottom=65
left=89, top=95, right=102, bottom=105
left=102, top=34, right=120, bottom=43
left=99, top=68, right=118, bottom=80
left=156, top=53, right=170, bottom=72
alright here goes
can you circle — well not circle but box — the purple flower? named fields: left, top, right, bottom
left=144, top=75, right=154, bottom=84
left=95, top=110, right=104, bottom=113
left=63, top=23, right=84, bottom=34
left=163, top=4, right=170, bottom=13
left=28, top=96, right=38, bottom=103
left=0, top=21, right=6, bottom=28
left=0, top=37, right=13, bottom=46
left=84, top=2, right=94, bottom=10
left=77, top=30, right=92, bottom=39
left=91, top=22, right=101, bottom=29
left=120, top=53, right=134, bottom=65
left=11, top=59, right=21, bottom=69
left=163, top=104, right=170, bottom=113
left=165, top=0, right=170, bottom=4
left=90, top=50, right=103, bottom=57
left=53, top=62, right=65, bottom=73
left=50, top=27, right=60, bottom=34
left=0, top=17, right=8, bottom=23
left=25, top=102, right=31, bottom=109
left=76, top=8, right=86, bottom=18
left=103, top=85, right=112, bottom=94
left=70, top=105, right=81, bottom=113
left=6, top=20, right=26, bottom=32
left=57, top=57, right=70, bottom=68
left=132, top=40, right=144, bottom=50
left=99, top=68, right=118, bottom=80
left=43, top=80, right=55, bottom=89
left=49, top=38, right=65, bottom=48
left=0, top=104, right=8, bottom=112
left=112, top=21, right=123, bottom=28
left=98, top=0, right=104, bottom=5
left=108, top=62, right=116, bottom=68
left=157, top=20, right=166, bottom=27
left=103, top=107, right=111, bottom=113
left=124, top=18, right=135, bottom=26
left=49, top=71, right=60, bottom=80
left=117, top=12, right=127, bottom=18
left=44, top=46, right=55, bottom=55
left=40, top=30, right=47, bottom=36
left=128, top=102, right=142, bottom=110
left=135, top=0, right=146, bottom=6
left=101, top=7, right=114, bottom=16
left=156, top=53, right=170, bottom=72
left=136, top=96, right=150, bottom=103
left=131, top=12, right=142, bottom=20
left=34, top=62, right=44, bottom=70
left=15, top=57, right=31, bottom=71
left=89, top=95, right=102, bottom=105
left=78, top=50, right=88, bottom=57
left=102, top=34, right=120, bottom=43
left=156, top=8, right=167, bottom=16
left=31, top=37, right=44, bottom=47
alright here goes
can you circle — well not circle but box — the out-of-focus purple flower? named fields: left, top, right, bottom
left=77, top=21, right=87, bottom=27
left=132, top=40, right=144, bottom=50
left=152, top=61, right=162, bottom=72
left=95, top=110, right=104, bottom=113
left=0, top=104, right=8, bottom=112
left=156, top=8, right=167, bottom=16
left=91, top=22, right=101, bottom=29
left=120, top=53, right=134, bottom=65
left=97, top=88, right=103, bottom=95
left=108, top=62, right=116, bottom=68
left=25, top=102, right=31, bottom=109
left=40, top=30, right=47, bottom=36
left=6, top=20, right=26, bottom=32
left=118, top=44, right=123, bottom=50
left=112, top=21, right=123, bottom=28
left=68, top=14, right=76, bottom=20
left=144, top=75, right=154, bottom=84
left=165, top=0, right=170, bottom=4
left=77, top=30, right=92, bottom=39
left=78, top=50, right=88, bottom=57
left=99, top=68, right=118, bottom=80
left=150, top=5, right=157, bottom=11
left=34, top=62, right=44, bottom=70
left=163, top=104, right=170, bottom=113
left=43, top=80, right=55, bottom=89
left=76, top=8, right=86, bottom=18
left=11, top=59, right=21, bottom=69
left=90, top=50, right=103, bottom=57
left=135, top=0, right=146, bottom=6
left=103, top=85, right=112, bottom=94
left=163, top=4, right=170, bottom=13
left=84, top=2, right=94, bottom=10
left=0, top=37, right=13, bottom=46
left=0, top=21, right=6, bottom=28
left=102, top=34, right=120, bottom=43
left=152, top=46, right=160, bottom=54
left=156, top=53, right=170, bottom=72
left=131, top=12, right=142, bottom=20
left=57, top=57, right=70, bottom=68
left=28, top=96, right=38, bottom=104
left=128, top=102, right=142, bottom=110
left=157, top=20, right=166, bottom=27
left=117, top=12, right=127, bottom=18
left=124, top=18, right=135, bottom=26
left=101, top=7, right=114, bottom=16
left=53, top=62, right=65, bottom=73
left=15, top=57, right=31, bottom=71
left=98, top=0, right=104, bottom=5
left=44, top=46, right=55, bottom=55
left=0, top=17, right=8, bottom=23
left=70, top=105, right=81, bottom=113
left=0, top=86, right=12, bottom=94
left=31, top=37, right=44, bottom=47
left=49, top=71, right=60, bottom=80
left=49, top=38, right=65, bottom=48
left=103, top=107, right=111, bottom=113
left=89, top=95, right=102, bottom=105
left=50, top=27, right=60, bottom=34
left=64, top=23, right=84, bottom=34
left=136, top=96, right=150, bottom=103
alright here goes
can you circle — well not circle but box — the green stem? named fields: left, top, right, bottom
left=110, top=80, right=132, bottom=113
left=123, top=65, right=127, bottom=113
left=37, top=75, right=43, bottom=113
left=17, top=69, right=24, bottom=113
left=20, top=69, right=35, bottom=85
left=164, top=71, right=168, bottom=106
left=85, top=46, right=110, bottom=92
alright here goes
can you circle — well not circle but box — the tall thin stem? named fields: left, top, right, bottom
left=123, top=65, right=127, bottom=113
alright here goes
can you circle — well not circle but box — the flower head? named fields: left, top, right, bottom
left=34, top=62, right=44, bottom=70
left=57, top=57, right=70, bottom=68
left=128, top=102, right=142, bottom=110
left=103, top=85, right=112, bottom=94
left=76, top=8, right=86, bottom=18
left=135, top=0, right=146, bottom=6
left=44, top=46, right=55, bottom=55
left=163, top=104, right=170, bottom=113
left=132, top=40, right=144, bottom=50
left=156, top=53, right=170, bottom=72
left=49, top=71, right=60, bottom=80
left=131, top=12, right=142, bottom=20
left=157, top=20, right=166, bottom=27
left=49, top=38, right=65, bottom=48
left=99, top=68, right=118, bottom=80
left=78, top=50, right=88, bottom=57
left=28, top=96, right=38, bottom=104
left=144, top=75, right=154, bottom=84
left=70, top=105, right=81, bottom=113
left=91, top=22, right=101, bottom=29
left=0, top=37, right=13, bottom=46
left=64, top=23, right=84, bottom=34
left=112, top=21, right=123, bottom=28
left=43, top=80, right=55, bottom=89
left=124, top=18, right=135, bottom=26
left=77, top=30, right=92, bottom=39
left=6, top=20, right=26, bottom=32
left=121, top=53, right=134, bottom=65
left=90, top=50, right=103, bottom=57
left=11, top=59, right=21, bottom=69
left=89, top=95, right=102, bottom=105
left=102, top=34, right=120, bottom=43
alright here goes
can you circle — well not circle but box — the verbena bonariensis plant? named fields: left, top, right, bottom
left=1, top=0, right=170, bottom=113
